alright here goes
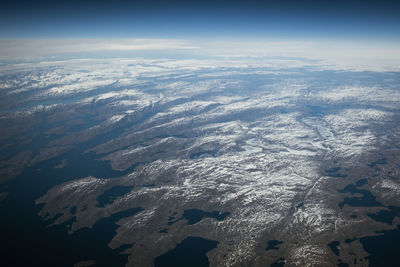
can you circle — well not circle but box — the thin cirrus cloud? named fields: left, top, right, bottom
left=0, top=39, right=197, bottom=58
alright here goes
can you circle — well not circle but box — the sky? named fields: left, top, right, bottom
left=1, top=0, right=399, bottom=39
left=0, top=0, right=399, bottom=68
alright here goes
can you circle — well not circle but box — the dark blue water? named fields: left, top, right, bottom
left=266, top=240, right=283, bottom=251
left=338, top=183, right=382, bottom=209
left=368, top=158, right=387, bottom=167
left=154, top=236, right=218, bottom=267
left=360, top=225, right=400, bottom=267
left=355, top=178, right=368, bottom=187
left=367, top=206, right=400, bottom=225
left=96, top=185, right=134, bottom=207
left=0, top=128, right=144, bottom=266
left=337, top=179, right=400, bottom=266
left=1, top=170, right=142, bottom=267
left=295, top=202, right=304, bottom=210
left=180, top=209, right=230, bottom=225
left=328, top=241, right=340, bottom=256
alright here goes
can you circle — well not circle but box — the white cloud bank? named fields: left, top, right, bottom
left=0, top=38, right=399, bottom=71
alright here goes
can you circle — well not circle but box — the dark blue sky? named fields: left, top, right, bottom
left=0, top=0, right=399, bottom=39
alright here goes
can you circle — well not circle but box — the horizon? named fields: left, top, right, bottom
left=1, top=0, right=399, bottom=70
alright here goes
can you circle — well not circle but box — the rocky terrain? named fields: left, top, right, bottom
left=1, top=56, right=400, bottom=266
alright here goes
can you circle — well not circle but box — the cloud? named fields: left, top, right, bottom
left=193, top=39, right=400, bottom=71
left=1, top=38, right=399, bottom=72
left=0, top=39, right=197, bottom=58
